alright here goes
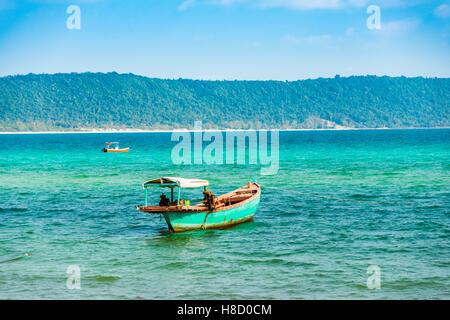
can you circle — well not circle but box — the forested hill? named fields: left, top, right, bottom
left=0, top=73, right=449, bottom=131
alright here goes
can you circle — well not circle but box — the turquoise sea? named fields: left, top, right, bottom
left=0, top=129, right=449, bottom=299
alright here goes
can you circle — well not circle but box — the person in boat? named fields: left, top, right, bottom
left=202, top=187, right=215, bottom=210
left=159, top=193, right=170, bottom=206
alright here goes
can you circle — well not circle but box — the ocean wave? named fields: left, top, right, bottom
left=0, top=207, right=28, bottom=212
left=87, top=275, right=121, bottom=283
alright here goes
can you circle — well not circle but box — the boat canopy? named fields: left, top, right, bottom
left=143, top=177, right=209, bottom=189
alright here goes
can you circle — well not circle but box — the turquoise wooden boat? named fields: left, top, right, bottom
left=138, top=177, right=260, bottom=232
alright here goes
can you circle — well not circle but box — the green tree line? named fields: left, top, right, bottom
left=0, top=72, right=448, bottom=131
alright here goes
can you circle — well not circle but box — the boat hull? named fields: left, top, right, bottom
left=163, top=194, right=260, bottom=232
left=105, top=148, right=129, bottom=153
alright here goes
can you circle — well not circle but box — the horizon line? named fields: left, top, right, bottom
left=1, top=71, right=449, bottom=82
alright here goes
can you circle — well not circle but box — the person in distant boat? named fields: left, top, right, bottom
left=159, top=193, right=170, bottom=206
left=202, top=187, right=215, bottom=210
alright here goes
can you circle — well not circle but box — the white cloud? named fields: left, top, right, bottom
left=215, top=0, right=248, bottom=5
left=346, top=27, right=355, bottom=36
left=380, top=18, right=421, bottom=35
left=260, top=0, right=342, bottom=10
left=281, top=34, right=333, bottom=44
left=435, top=4, right=450, bottom=18
left=346, top=0, right=410, bottom=8
left=179, top=0, right=197, bottom=11
left=183, top=0, right=426, bottom=10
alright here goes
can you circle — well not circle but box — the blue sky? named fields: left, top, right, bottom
left=0, top=0, right=449, bottom=80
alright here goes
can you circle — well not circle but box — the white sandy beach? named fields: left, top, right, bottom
left=0, top=127, right=448, bottom=134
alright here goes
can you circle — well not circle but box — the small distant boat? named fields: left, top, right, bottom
left=138, top=177, right=260, bottom=232
left=102, top=142, right=129, bottom=153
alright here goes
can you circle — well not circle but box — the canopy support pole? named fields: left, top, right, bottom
left=145, top=187, right=148, bottom=207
